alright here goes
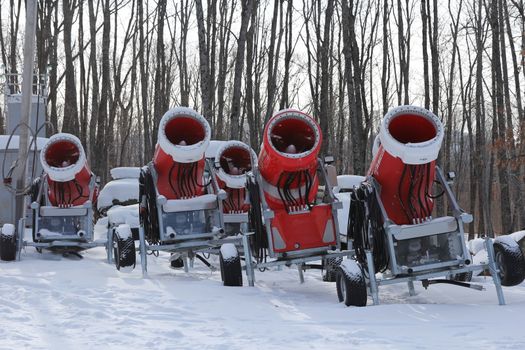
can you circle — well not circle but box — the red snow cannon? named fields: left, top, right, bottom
left=40, top=133, right=94, bottom=207
left=153, top=107, right=211, bottom=199
left=368, top=105, right=444, bottom=225
left=215, top=141, right=256, bottom=214
left=257, top=109, right=337, bottom=254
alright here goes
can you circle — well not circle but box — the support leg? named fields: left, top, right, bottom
left=365, top=250, right=380, bottom=305
left=298, top=264, right=305, bottom=284
left=407, top=280, right=416, bottom=296
left=184, top=254, right=190, bottom=273
left=106, top=227, right=113, bottom=264
left=138, top=227, right=148, bottom=277
left=242, top=233, right=255, bottom=287
left=17, top=218, right=25, bottom=261
left=485, top=237, right=505, bottom=305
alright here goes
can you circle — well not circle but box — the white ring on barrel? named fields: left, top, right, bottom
left=40, top=133, right=87, bottom=182
left=157, top=107, right=211, bottom=163
left=215, top=140, right=257, bottom=189
left=379, top=105, right=444, bottom=165
left=266, top=109, right=320, bottom=160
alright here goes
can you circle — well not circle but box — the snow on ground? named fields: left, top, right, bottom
left=1, top=228, right=525, bottom=349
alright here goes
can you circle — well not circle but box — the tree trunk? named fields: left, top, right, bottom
left=61, top=0, right=79, bottom=134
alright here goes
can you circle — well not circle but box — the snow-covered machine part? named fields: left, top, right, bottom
left=40, top=133, right=93, bottom=207
left=110, top=167, right=141, bottom=180
left=368, top=105, right=444, bottom=225
left=156, top=107, right=211, bottom=163
left=153, top=107, right=211, bottom=199
left=215, top=141, right=256, bottom=214
left=258, top=109, right=322, bottom=211
left=253, top=109, right=339, bottom=255
left=40, top=133, right=88, bottom=182
left=216, top=141, right=256, bottom=189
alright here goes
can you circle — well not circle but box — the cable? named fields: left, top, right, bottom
left=350, top=182, right=389, bottom=274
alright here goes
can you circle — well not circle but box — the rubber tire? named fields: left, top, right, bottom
left=170, top=257, right=185, bottom=269
left=336, top=263, right=367, bottom=307
left=220, top=247, right=243, bottom=287
left=450, top=271, right=473, bottom=282
left=113, top=232, right=136, bottom=271
left=323, top=256, right=343, bottom=282
left=494, top=241, right=525, bottom=287
left=0, top=233, right=17, bottom=261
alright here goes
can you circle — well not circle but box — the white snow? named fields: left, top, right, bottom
left=110, top=167, right=141, bottom=180
left=97, top=178, right=139, bottom=210
left=335, top=174, right=366, bottom=192
left=340, top=258, right=362, bottom=275
left=1, top=223, right=15, bottom=236
left=220, top=243, right=238, bottom=260
left=38, top=228, right=63, bottom=238
left=468, top=238, right=487, bottom=255
left=162, top=194, right=217, bottom=212
left=107, top=204, right=140, bottom=228
left=510, top=230, right=525, bottom=243
left=495, top=234, right=520, bottom=247
left=1, top=223, right=525, bottom=349
left=115, top=224, right=132, bottom=240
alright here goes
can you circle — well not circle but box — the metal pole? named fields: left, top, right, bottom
left=14, top=1, right=38, bottom=227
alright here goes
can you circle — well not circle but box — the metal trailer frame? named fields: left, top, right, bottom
left=16, top=173, right=109, bottom=260
left=136, top=159, right=250, bottom=277
left=242, top=158, right=353, bottom=287
left=362, top=166, right=505, bottom=305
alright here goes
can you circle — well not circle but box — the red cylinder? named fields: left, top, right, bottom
left=153, top=107, right=211, bottom=199
left=368, top=106, right=444, bottom=225
left=215, top=141, right=256, bottom=213
left=258, top=109, right=322, bottom=211
left=40, top=133, right=94, bottom=207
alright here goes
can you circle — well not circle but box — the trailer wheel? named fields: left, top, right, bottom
left=336, top=260, right=367, bottom=307
left=323, top=256, right=343, bottom=282
left=220, top=243, right=242, bottom=287
left=113, top=225, right=136, bottom=271
left=0, top=224, right=17, bottom=261
left=170, top=256, right=185, bottom=269
left=494, top=240, right=525, bottom=287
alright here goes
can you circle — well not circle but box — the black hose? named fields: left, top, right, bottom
left=350, top=182, right=389, bottom=274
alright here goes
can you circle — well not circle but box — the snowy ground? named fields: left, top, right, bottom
left=1, top=228, right=525, bottom=349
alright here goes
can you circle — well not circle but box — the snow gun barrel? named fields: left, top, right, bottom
left=40, top=133, right=89, bottom=183
left=215, top=141, right=256, bottom=213
left=153, top=107, right=211, bottom=199
left=258, top=109, right=322, bottom=211
left=368, top=105, right=444, bottom=225
left=40, top=133, right=93, bottom=206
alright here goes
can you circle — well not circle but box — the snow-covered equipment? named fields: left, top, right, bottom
left=338, top=106, right=524, bottom=307
left=9, top=133, right=110, bottom=259
left=368, top=105, right=443, bottom=225
left=213, top=141, right=257, bottom=237
left=243, top=109, right=352, bottom=286
left=129, top=107, right=245, bottom=285
left=99, top=167, right=141, bottom=270
left=98, top=167, right=140, bottom=239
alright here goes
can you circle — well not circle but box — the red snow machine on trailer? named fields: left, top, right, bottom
left=243, top=109, right=351, bottom=286
left=337, top=105, right=525, bottom=307
left=129, top=107, right=253, bottom=286
left=15, top=133, right=108, bottom=259
left=209, top=140, right=257, bottom=285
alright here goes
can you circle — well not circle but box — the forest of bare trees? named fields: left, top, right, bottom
left=0, top=0, right=524, bottom=236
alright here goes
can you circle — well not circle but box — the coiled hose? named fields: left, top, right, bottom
left=349, top=181, right=389, bottom=274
